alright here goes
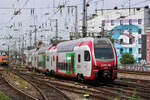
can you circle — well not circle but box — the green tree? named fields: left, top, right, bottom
left=120, top=53, right=135, bottom=64
left=0, top=91, right=9, bottom=100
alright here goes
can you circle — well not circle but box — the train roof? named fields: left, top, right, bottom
left=27, top=37, right=111, bottom=53
left=57, top=37, right=110, bottom=46
left=57, top=37, right=94, bottom=46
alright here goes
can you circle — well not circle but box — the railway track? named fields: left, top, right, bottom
left=20, top=72, right=116, bottom=100
left=5, top=65, right=150, bottom=100
left=20, top=71, right=150, bottom=100
left=1, top=66, right=70, bottom=100
left=0, top=69, right=38, bottom=100
left=101, top=81, right=150, bottom=100
left=18, top=74, right=71, bottom=100
left=118, top=69, right=150, bottom=76
left=6, top=66, right=71, bottom=100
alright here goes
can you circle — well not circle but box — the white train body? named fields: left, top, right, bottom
left=26, top=37, right=117, bottom=81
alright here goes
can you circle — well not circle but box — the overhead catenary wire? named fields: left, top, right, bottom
left=0, top=7, right=58, bottom=9
left=0, top=0, right=30, bottom=30
left=131, top=0, right=150, bottom=7
left=1, top=0, right=150, bottom=41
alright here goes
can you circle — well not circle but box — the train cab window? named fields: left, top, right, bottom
left=78, top=54, right=81, bottom=63
left=84, top=51, right=90, bottom=61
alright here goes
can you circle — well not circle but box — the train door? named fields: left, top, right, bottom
left=31, top=55, right=35, bottom=68
left=67, top=53, right=76, bottom=75
left=51, top=55, right=55, bottom=67
left=42, top=54, right=46, bottom=67
left=71, top=55, right=74, bottom=74
left=82, top=50, right=91, bottom=76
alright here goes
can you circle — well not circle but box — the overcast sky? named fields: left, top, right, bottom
left=0, top=0, right=150, bottom=50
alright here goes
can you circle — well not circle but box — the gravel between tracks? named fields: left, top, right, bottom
left=5, top=65, right=150, bottom=100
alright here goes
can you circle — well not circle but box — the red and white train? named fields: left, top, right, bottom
left=26, top=37, right=117, bottom=82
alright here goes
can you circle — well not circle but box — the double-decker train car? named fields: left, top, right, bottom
left=36, top=47, right=48, bottom=72
left=26, top=49, right=36, bottom=69
left=26, top=37, right=117, bottom=82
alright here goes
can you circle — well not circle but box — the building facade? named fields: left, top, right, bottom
left=146, top=28, right=150, bottom=66
left=74, top=7, right=150, bottom=64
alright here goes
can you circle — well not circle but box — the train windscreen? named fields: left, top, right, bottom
left=94, top=39, right=114, bottom=59
left=2, top=57, right=8, bottom=60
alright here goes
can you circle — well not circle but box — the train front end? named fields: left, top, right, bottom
left=0, top=56, right=9, bottom=66
left=93, top=38, right=117, bottom=82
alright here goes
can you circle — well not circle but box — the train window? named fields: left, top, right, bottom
left=65, top=63, right=67, bottom=70
left=78, top=54, right=81, bottom=63
left=53, top=56, right=55, bottom=61
left=47, top=56, right=49, bottom=61
left=84, top=51, right=90, bottom=61
left=64, top=63, right=66, bottom=70
left=51, top=58, right=52, bottom=66
left=37, top=56, right=39, bottom=62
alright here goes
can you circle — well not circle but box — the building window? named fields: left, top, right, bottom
left=138, top=19, right=142, bottom=24
left=111, top=30, right=114, bottom=34
left=138, top=58, right=142, bottom=61
left=138, top=29, right=142, bottom=34
left=102, top=20, right=105, bottom=26
left=120, top=20, right=123, bottom=25
left=129, top=29, right=132, bottom=34
left=117, top=29, right=121, bottom=34
left=120, top=48, right=123, bottom=54
left=120, top=39, right=123, bottom=44
left=91, top=33, right=94, bottom=37
left=129, top=48, right=132, bottom=54
left=120, top=29, right=123, bottom=34
left=129, top=38, right=132, bottom=44
left=111, top=20, right=114, bottom=26
left=138, top=38, right=141, bottom=44
left=129, top=19, right=132, bottom=25
left=138, top=48, right=141, bottom=54
left=78, top=54, right=81, bottom=63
